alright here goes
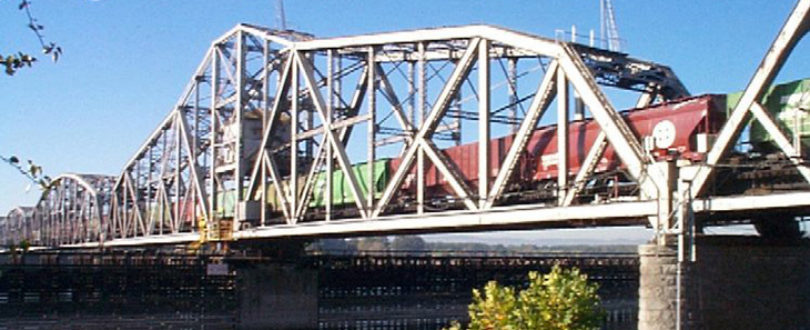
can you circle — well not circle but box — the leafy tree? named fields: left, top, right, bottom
left=3, top=0, right=62, bottom=75
left=1, top=155, right=52, bottom=191
left=446, top=265, right=605, bottom=330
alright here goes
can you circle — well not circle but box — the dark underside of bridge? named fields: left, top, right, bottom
left=0, top=251, right=639, bottom=329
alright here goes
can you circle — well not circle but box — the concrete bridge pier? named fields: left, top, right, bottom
left=638, top=236, right=810, bottom=330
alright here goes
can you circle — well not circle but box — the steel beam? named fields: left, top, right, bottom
left=485, top=61, right=558, bottom=209
left=750, top=101, right=810, bottom=182
left=417, top=42, right=426, bottom=215
left=478, top=39, right=490, bottom=208
left=238, top=201, right=655, bottom=239
left=367, top=47, right=377, bottom=212
left=27, top=23, right=702, bottom=249
left=296, top=52, right=369, bottom=218
left=691, top=0, right=810, bottom=197
left=372, top=38, right=482, bottom=217
left=557, top=67, right=569, bottom=205
left=558, top=43, right=657, bottom=198
left=247, top=57, right=294, bottom=197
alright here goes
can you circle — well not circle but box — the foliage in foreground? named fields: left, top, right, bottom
left=3, top=0, right=62, bottom=75
left=446, top=265, right=605, bottom=330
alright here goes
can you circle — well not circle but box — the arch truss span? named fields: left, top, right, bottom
left=2, top=206, right=34, bottom=246
left=31, top=174, right=115, bottom=247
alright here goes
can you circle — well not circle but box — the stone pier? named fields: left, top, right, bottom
left=639, top=236, right=810, bottom=329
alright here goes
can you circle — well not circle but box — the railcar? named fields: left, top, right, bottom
left=249, top=83, right=808, bottom=237
left=393, top=95, right=726, bottom=205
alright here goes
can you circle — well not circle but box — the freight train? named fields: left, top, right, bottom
left=299, top=94, right=726, bottom=210
left=242, top=78, right=810, bottom=235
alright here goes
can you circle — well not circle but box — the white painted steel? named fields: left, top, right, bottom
left=26, top=18, right=810, bottom=250
left=691, top=0, right=810, bottom=197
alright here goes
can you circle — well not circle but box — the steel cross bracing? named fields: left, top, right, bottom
left=8, top=8, right=810, bottom=250
left=0, top=24, right=733, bottom=248
left=688, top=0, right=810, bottom=198
left=241, top=25, right=691, bottom=236
left=665, top=0, right=810, bottom=246
left=112, top=23, right=692, bottom=247
left=28, top=24, right=687, bottom=249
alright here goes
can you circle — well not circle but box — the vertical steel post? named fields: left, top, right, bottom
left=478, top=39, right=490, bottom=209
left=290, top=52, right=299, bottom=223
left=508, top=57, right=518, bottom=133
left=235, top=31, right=245, bottom=230
left=261, top=40, right=270, bottom=228
left=145, top=149, right=152, bottom=233
left=122, top=178, right=128, bottom=238
left=160, top=132, right=167, bottom=235
left=453, top=67, right=462, bottom=146
left=193, top=80, right=200, bottom=230
left=417, top=42, right=426, bottom=214
left=209, top=46, right=220, bottom=231
left=367, top=47, right=376, bottom=212
left=326, top=50, right=334, bottom=222
left=263, top=40, right=270, bottom=132
left=408, top=61, right=416, bottom=133
left=557, top=68, right=569, bottom=205
left=175, top=116, right=181, bottom=231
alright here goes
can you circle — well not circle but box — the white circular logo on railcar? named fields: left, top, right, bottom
left=652, top=120, right=676, bottom=149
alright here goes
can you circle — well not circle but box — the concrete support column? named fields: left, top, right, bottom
left=639, top=237, right=810, bottom=330
left=638, top=244, right=690, bottom=330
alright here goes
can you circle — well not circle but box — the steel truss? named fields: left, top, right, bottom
left=2, top=207, right=33, bottom=246
left=108, top=25, right=312, bottom=242
left=687, top=0, right=810, bottom=197
left=94, top=23, right=689, bottom=247
left=243, top=24, right=689, bottom=232
left=9, top=3, right=810, bottom=249
left=667, top=0, right=810, bottom=249
left=28, top=174, right=115, bottom=246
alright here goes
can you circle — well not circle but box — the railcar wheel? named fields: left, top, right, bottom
left=753, top=217, right=802, bottom=240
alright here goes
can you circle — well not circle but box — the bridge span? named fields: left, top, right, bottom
left=4, top=0, right=810, bottom=250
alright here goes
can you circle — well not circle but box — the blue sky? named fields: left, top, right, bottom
left=1, top=1, right=808, bottom=242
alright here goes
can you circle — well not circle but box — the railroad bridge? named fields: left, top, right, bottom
left=4, top=1, right=810, bottom=329
left=5, top=14, right=810, bottom=249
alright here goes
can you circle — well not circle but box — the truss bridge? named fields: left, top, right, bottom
left=5, top=0, right=810, bottom=250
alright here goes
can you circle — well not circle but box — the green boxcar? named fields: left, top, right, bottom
left=309, top=159, right=390, bottom=208
left=215, top=189, right=239, bottom=218
left=215, top=159, right=390, bottom=216
left=727, top=78, right=810, bottom=147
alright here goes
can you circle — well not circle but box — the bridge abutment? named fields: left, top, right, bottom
left=638, top=236, right=810, bottom=330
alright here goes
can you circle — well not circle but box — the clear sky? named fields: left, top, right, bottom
left=2, top=1, right=809, bottom=243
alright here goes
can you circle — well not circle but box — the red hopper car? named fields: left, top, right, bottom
left=391, top=95, right=726, bottom=199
